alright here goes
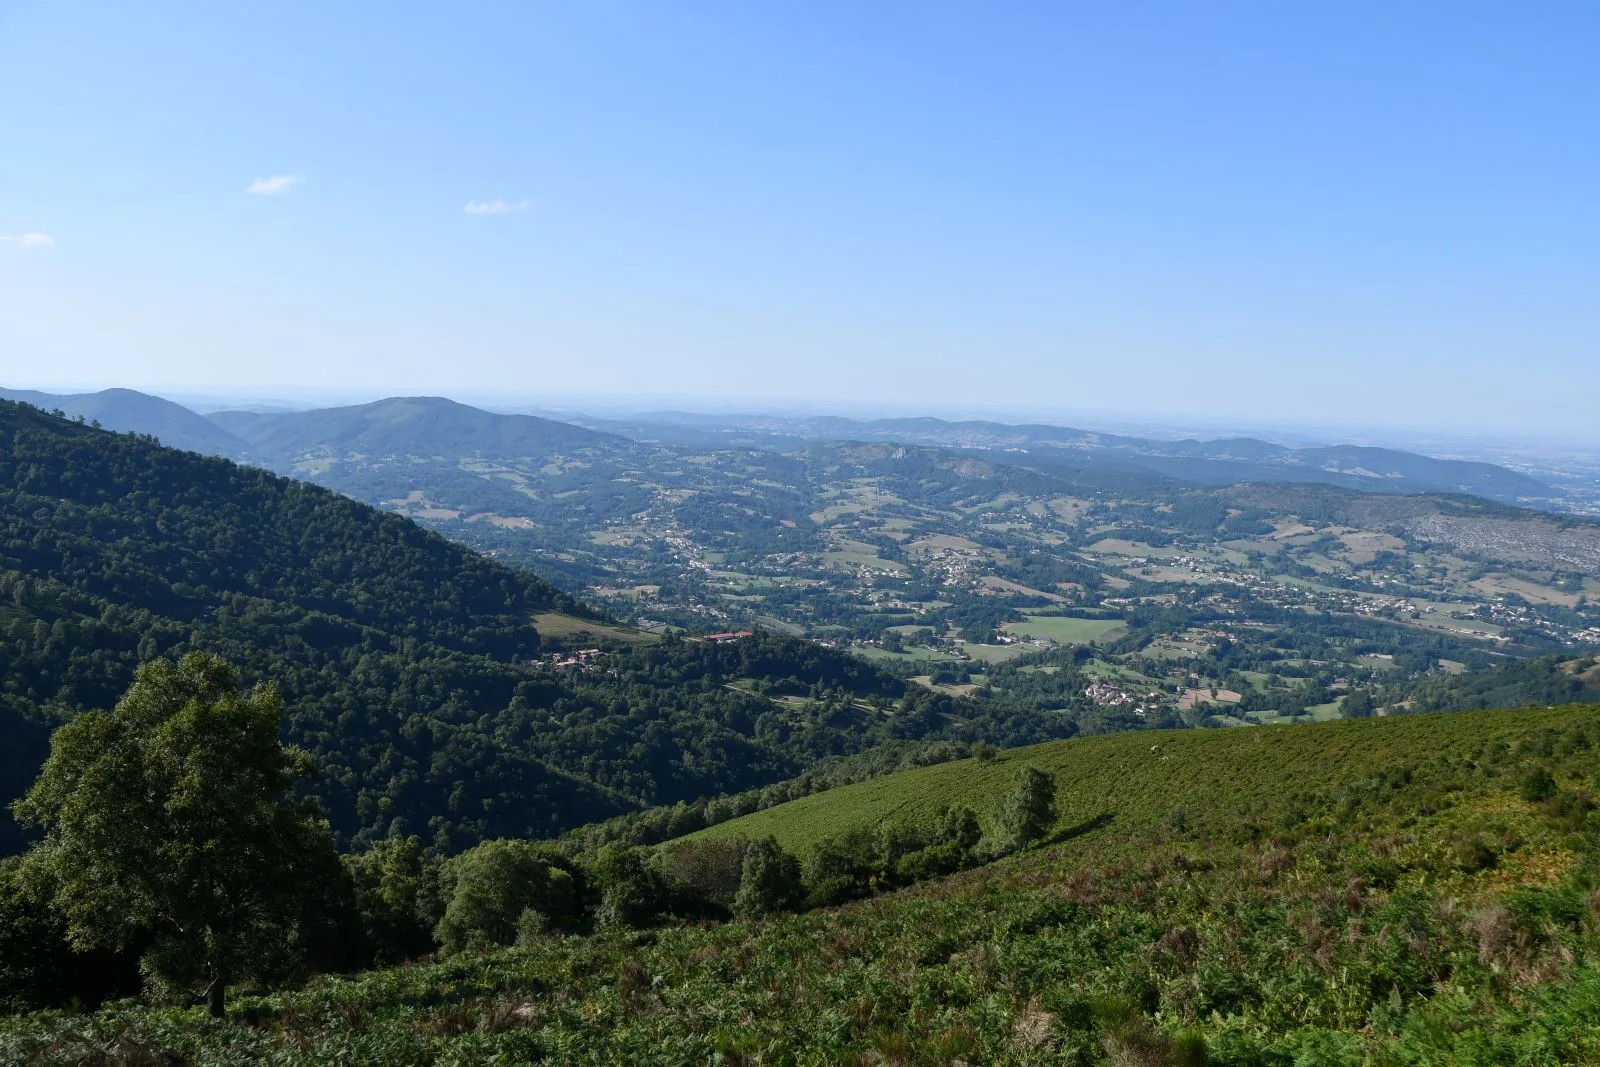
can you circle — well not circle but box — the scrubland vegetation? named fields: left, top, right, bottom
left=6, top=700, right=1600, bottom=1064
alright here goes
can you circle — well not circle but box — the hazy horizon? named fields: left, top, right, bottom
left=8, top=380, right=1600, bottom=456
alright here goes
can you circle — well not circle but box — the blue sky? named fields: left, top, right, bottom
left=1, top=2, right=1596, bottom=435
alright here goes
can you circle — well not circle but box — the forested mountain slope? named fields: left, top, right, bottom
left=0, top=400, right=1067, bottom=853
left=1381, top=653, right=1600, bottom=714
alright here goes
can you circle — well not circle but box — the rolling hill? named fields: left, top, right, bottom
left=581, top=411, right=1555, bottom=503
left=686, top=701, right=1600, bottom=854
left=209, top=395, right=628, bottom=461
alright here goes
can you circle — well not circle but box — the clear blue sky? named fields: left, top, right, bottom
left=2, top=2, right=1596, bottom=434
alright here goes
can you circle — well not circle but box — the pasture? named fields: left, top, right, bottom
left=531, top=612, right=659, bottom=644
left=1002, top=615, right=1126, bottom=644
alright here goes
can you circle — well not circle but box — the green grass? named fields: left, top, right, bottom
left=955, top=641, right=1033, bottom=665
left=852, top=644, right=958, bottom=664
left=688, top=705, right=1596, bottom=855
left=1002, top=615, right=1127, bottom=645
left=1080, top=659, right=1158, bottom=684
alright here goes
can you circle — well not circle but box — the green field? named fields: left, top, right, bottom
left=1002, top=614, right=1127, bottom=644
left=852, top=644, right=958, bottom=664
left=529, top=612, right=659, bottom=644
left=955, top=640, right=1034, bottom=664
left=690, top=705, right=1597, bottom=855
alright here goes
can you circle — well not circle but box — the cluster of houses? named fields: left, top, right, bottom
left=1083, top=680, right=1138, bottom=707
left=1082, top=680, right=1164, bottom=719
left=541, top=648, right=605, bottom=672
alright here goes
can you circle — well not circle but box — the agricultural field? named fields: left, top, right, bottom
left=530, top=612, right=659, bottom=645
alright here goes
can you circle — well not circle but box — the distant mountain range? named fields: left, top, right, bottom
left=572, top=411, right=1555, bottom=504
left=1, top=387, right=1557, bottom=506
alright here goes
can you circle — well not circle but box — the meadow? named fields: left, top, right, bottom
left=1002, top=615, right=1128, bottom=645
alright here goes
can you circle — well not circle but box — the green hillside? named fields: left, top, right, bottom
left=689, top=703, right=1600, bottom=855
left=8, top=703, right=1600, bottom=1063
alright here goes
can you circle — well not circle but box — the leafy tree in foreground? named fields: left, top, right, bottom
left=13, top=653, right=337, bottom=1017
left=999, top=765, right=1058, bottom=851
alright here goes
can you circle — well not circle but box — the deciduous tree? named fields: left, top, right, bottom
left=14, top=653, right=335, bottom=1017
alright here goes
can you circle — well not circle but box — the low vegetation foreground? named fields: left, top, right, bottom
left=5, top=697, right=1600, bottom=1065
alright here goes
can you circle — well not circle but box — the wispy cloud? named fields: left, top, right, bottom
left=247, top=173, right=305, bottom=196
left=464, top=198, right=532, bottom=215
left=0, top=233, right=54, bottom=250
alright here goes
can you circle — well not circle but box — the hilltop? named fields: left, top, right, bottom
left=579, top=411, right=1554, bottom=503
left=210, top=395, right=627, bottom=462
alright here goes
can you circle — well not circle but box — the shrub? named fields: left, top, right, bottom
left=1519, top=767, right=1558, bottom=803
left=658, top=838, right=747, bottom=914
left=806, top=827, right=877, bottom=907
left=344, top=835, right=439, bottom=964
left=936, top=804, right=983, bottom=855
left=895, top=842, right=964, bottom=882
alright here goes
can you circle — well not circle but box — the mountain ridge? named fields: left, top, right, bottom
left=0, top=386, right=253, bottom=457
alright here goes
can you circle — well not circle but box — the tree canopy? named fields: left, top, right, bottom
left=15, top=653, right=337, bottom=1016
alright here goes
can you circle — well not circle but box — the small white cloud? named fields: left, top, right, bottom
left=247, top=173, right=305, bottom=195
left=464, top=198, right=532, bottom=215
left=0, top=233, right=54, bottom=250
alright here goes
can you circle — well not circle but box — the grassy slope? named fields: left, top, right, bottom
left=687, top=708, right=1588, bottom=856
left=11, top=705, right=1600, bottom=1065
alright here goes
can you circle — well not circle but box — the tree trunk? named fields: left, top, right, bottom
left=206, top=975, right=226, bottom=1019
